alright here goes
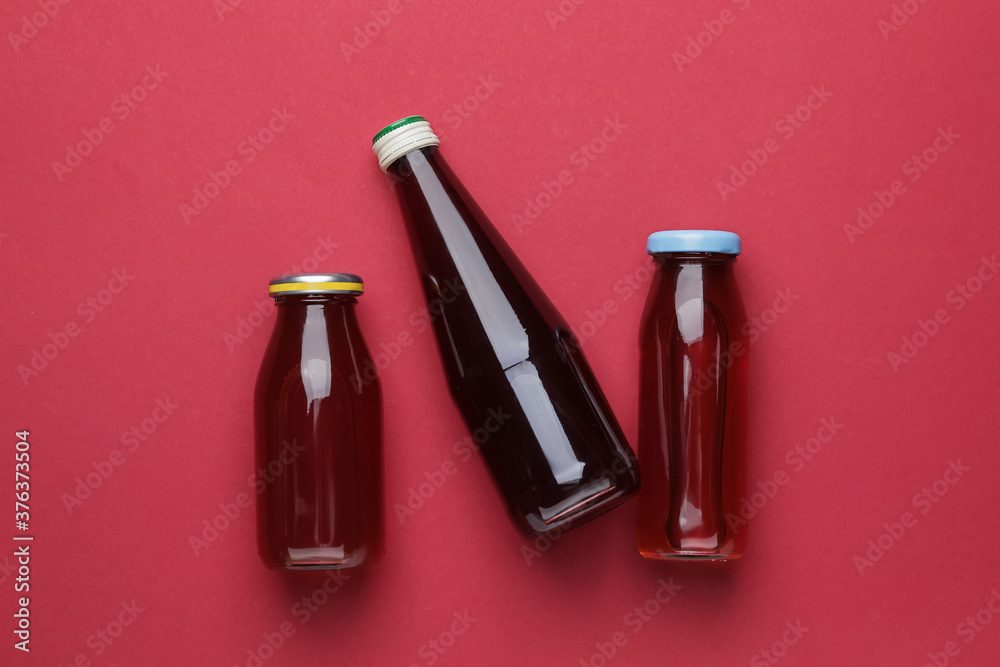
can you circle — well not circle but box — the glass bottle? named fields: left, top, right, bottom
left=636, top=231, right=748, bottom=560
left=372, top=116, right=639, bottom=535
left=254, top=273, right=383, bottom=569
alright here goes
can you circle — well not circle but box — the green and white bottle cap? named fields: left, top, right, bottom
left=372, top=115, right=439, bottom=172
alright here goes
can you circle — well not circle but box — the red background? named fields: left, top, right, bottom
left=3, top=1, right=1000, bottom=665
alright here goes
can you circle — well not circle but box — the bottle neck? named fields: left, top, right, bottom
left=651, top=252, right=738, bottom=266
left=651, top=253, right=735, bottom=295
left=386, top=145, right=437, bottom=183
left=269, top=295, right=358, bottom=352
left=273, top=294, right=358, bottom=308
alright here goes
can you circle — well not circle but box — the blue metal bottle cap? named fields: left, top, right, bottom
left=646, top=230, right=741, bottom=255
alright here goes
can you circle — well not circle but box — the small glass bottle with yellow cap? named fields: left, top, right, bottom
left=254, top=273, right=383, bottom=569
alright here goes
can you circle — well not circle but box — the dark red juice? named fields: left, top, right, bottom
left=254, top=276, right=383, bottom=569
left=374, top=117, right=639, bottom=535
left=636, top=233, right=748, bottom=560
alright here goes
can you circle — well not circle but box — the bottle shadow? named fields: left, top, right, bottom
left=516, top=499, right=741, bottom=621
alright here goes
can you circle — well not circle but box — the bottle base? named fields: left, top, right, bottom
left=638, top=549, right=742, bottom=561
left=259, top=546, right=372, bottom=570
left=277, top=562, right=359, bottom=571
left=526, top=478, right=639, bottom=535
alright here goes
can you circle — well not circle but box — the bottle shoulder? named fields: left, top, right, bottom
left=640, top=266, right=747, bottom=343
left=256, top=305, right=379, bottom=399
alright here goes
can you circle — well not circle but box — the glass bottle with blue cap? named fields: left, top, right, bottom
left=636, top=231, right=749, bottom=560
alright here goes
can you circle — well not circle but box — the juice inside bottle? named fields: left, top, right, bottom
left=254, top=275, right=383, bottom=569
left=373, top=116, right=639, bottom=535
left=636, top=233, right=748, bottom=560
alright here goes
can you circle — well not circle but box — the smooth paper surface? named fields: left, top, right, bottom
left=2, top=0, right=999, bottom=665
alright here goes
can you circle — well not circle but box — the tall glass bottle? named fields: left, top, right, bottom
left=372, top=116, right=639, bottom=535
left=636, top=231, right=748, bottom=560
